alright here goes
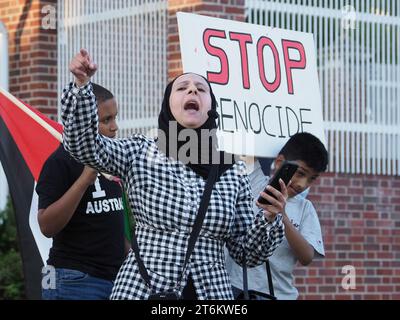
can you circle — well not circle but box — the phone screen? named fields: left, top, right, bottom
left=257, top=161, right=299, bottom=205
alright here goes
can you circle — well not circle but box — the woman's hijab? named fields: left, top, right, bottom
left=157, top=73, right=235, bottom=179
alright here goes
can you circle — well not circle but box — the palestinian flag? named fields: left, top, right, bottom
left=0, top=87, right=62, bottom=299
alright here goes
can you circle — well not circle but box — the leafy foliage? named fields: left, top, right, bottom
left=0, top=198, right=25, bottom=299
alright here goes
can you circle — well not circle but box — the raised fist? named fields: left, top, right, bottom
left=69, top=48, right=98, bottom=86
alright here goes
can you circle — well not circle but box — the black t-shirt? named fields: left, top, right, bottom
left=36, top=145, right=125, bottom=281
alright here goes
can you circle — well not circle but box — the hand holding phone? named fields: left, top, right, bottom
left=257, top=161, right=299, bottom=205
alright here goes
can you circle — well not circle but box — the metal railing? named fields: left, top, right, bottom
left=57, top=0, right=168, bottom=138
left=246, top=0, right=400, bottom=175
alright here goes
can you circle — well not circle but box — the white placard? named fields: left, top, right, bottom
left=177, top=12, right=326, bottom=157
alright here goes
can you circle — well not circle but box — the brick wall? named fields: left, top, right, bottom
left=295, top=173, right=400, bottom=299
left=0, top=0, right=57, bottom=119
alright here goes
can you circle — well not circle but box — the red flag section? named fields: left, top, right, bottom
left=0, top=92, right=62, bottom=181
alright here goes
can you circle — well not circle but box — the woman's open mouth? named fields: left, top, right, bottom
left=184, top=100, right=199, bottom=111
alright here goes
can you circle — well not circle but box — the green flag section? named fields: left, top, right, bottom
left=121, top=186, right=134, bottom=243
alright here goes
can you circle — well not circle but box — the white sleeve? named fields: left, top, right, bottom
left=299, top=200, right=325, bottom=257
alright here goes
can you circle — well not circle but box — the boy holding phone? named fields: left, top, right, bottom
left=226, top=132, right=328, bottom=300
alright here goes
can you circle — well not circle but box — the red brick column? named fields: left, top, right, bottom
left=0, top=0, right=57, bottom=119
left=167, top=0, right=245, bottom=80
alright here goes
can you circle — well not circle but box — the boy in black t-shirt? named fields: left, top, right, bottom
left=36, top=83, right=129, bottom=300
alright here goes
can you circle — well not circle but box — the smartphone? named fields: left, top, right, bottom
left=257, top=161, right=299, bottom=205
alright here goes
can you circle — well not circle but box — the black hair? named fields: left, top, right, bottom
left=92, top=83, right=114, bottom=104
left=278, top=132, right=329, bottom=173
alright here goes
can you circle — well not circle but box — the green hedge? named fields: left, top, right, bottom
left=0, top=198, right=25, bottom=299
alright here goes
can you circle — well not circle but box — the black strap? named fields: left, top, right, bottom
left=177, top=164, right=219, bottom=285
left=242, top=249, right=250, bottom=300
left=131, top=229, right=152, bottom=291
left=242, top=251, right=276, bottom=299
left=132, top=164, right=219, bottom=293
left=265, top=260, right=275, bottom=297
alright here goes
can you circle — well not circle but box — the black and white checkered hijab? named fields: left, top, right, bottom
left=157, top=73, right=234, bottom=180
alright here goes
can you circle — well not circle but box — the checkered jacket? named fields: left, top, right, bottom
left=61, top=82, right=284, bottom=300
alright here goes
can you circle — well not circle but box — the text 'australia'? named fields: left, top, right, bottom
left=86, top=198, right=123, bottom=214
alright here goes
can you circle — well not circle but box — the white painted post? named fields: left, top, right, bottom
left=0, top=21, right=9, bottom=211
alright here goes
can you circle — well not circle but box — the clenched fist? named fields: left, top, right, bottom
left=69, top=48, right=98, bottom=87
left=79, top=166, right=98, bottom=187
